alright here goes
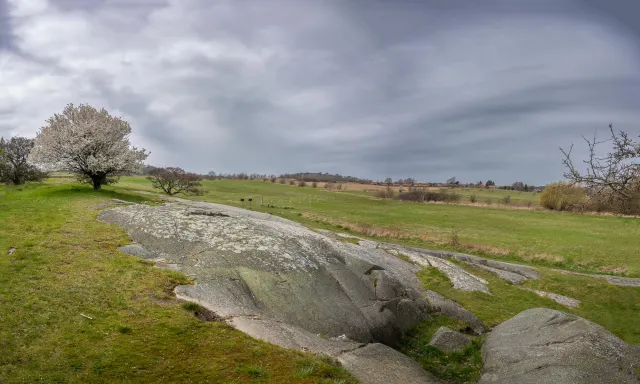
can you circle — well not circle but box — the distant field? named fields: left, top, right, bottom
left=112, top=177, right=640, bottom=276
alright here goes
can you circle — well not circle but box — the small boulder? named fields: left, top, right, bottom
left=428, top=326, right=472, bottom=352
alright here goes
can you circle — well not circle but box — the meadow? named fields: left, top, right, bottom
left=3, top=177, right=639, bottom=383
left=0, top=182, right=355, bottom=383
left=115, top=177, right=640, bottom=276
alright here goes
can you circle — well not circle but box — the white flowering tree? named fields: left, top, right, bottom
left=30, top=104, right=149, bottom=190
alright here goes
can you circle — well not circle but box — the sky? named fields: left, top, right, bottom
left=1, top=0, right=639, bottom=185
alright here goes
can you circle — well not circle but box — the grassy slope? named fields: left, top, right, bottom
left=0, top=183, right=355, bottom=384
left=114, top=178, right=640, bottom=276
left=418, top=265, right=640, bottom=344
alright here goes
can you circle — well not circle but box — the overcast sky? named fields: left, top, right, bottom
left=1, top=0, right=639, bottom=185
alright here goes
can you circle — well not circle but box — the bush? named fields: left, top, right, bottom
left=279, top=178, right=285, bottom=184
left=485, top=198, right=492, bottom=205
left=270, top=177, right=276, bottom=183
left=311, top=181, right=318, bottom=188
left=324, top=182, right=335, bottom=190
left=289, top=180, right=296, bottom=185
left=376, top=187, right=396, bottom=199
left=540, top=183, right=586, bottom=211
left=336, top=183, right=343, bottom=190
left=501, top=195, right=512, bottom=205
left=469, top=193, right=477, bottom=203
left=147, top=167, right=204, bottom=196
left=297, top=180, right=306, bottom=187
left=398, top=188, right=461, bottom=203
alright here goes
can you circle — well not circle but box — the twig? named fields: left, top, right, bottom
left=80, top=313, right=94, bottom=320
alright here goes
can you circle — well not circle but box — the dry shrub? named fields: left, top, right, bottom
left=540, top=182, right=586, bottom=211
left=469, top=193, right=477, bottom=203
left=297, top=180, right=307, bottom=187
left=485, top=198, right=493, bottom=205
left=375, top=187, right=396, bottom=199
left=398, top=188, right=461, bottom=203
left=279, top=178, right=286, bottom=184
left=311, top=181, right=318, bottom=188
left=501, top=195, right=512, bottom=205
left=450, top=229, right=460, bottom=246
left=289, top=179, right=296, bottom=185
left=324, top=182, right=335, bottom=190
left=584, top=180, right=640, bottom=215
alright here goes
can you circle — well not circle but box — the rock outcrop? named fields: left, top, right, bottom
left=479, top=308, right=640, bottom=384
left=428, top=326, right=472, bottom=352
left=98, top=200, right=448, bottom=383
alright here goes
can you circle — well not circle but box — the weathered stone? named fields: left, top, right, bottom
left=424, top=290, right=485, bottom=335
left=338, top=343, right=441, bottom=384
left=428, top=326, right=472, bottom=352
left=118, top=244, right=155, bottom=259
left=523, top=288, right=580, bottom=308
left=98, top=201, right=431, bottom=345
left=479, top=308, right=640, bottom=384
left=463, top=261, right=529, bottom=284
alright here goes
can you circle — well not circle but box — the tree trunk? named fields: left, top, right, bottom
left=91, top=174, right=105, bottom=190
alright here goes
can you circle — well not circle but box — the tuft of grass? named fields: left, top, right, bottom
left=117, top=325, right=133, bottom=334
left=401, top=315, right=482, bottom=383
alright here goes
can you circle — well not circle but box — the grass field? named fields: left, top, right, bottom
left=113, top=177, right=640, bottom=277
left=0, top=183, right=355, bottom=383
left=4, top=177, right=639, bottom=383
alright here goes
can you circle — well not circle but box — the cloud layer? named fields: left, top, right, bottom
left=1, top=0, right=639, bottom=184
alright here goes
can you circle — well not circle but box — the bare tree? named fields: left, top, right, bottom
left=30, top=104, right=148, bottom=190
left=147, top=167, right=204, bottom=196
left=0, top=136, right=48, bottom=185
left=560, top=124, right=639, bottom=212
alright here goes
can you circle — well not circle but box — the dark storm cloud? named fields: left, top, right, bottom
left=1, top=0, right=639, bottom=185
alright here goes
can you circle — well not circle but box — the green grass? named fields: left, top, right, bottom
left=418, top=265, right=640, bottom=344
left=112, top=177, right=640, bottom=276
left=401, top=315, right=483, bottom=383
left=0, top=183, right=356, bottom=383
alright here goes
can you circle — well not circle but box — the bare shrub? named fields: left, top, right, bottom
left=148, top=167, right=204, bottom=196
left=540, top=183, right=586, bottom=211
left=501, top=195, right=512, bottom=205
left=325, top=182, right=335, bottom=190
left=289, top=179, right=296, bottom=185
left=398, top=189, right=460, bottom=203
left=561, top=124, right=639, bottom=214
left=270, top=177, right=276, bottom=183
left=311, top=181, right=318, bottom=188
left=485, top=198, right=493, bottom=205
left=376, top=187, right=396, bottom=199
left=297, top=180, right=307, bottom=187
left=279, top=178, right=286, bottom=184
left=336, top=183, right=343, bottom=190
left=469, top=193, right=477, bottom=203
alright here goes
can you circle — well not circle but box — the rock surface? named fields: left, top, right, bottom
left=338, top=343, right=441, bottom=384
left=99, top=200, right=442, bottom=383
left=479, top=308, right=640, bottom=384
left=424, top=290, right=486, bottom=335
left=428, top=326, right=472, bottom=352
left=524, top=288, right=580, bottom=308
